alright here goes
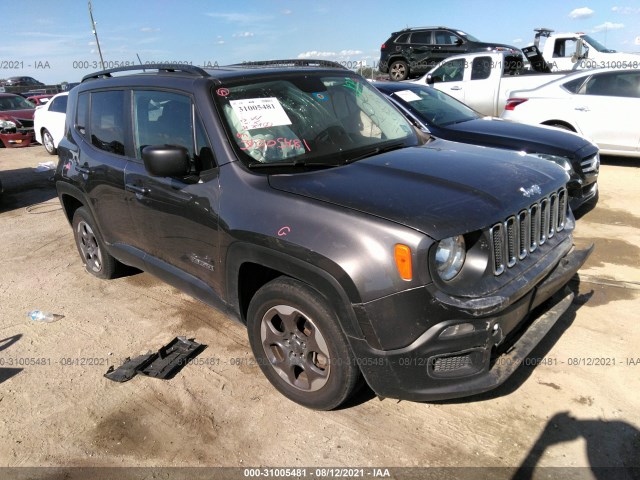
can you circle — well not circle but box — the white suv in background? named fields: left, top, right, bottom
left=34, top=92, right=68, bottom=154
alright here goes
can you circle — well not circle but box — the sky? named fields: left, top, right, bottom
left=2, top=0, right=640, bottom=84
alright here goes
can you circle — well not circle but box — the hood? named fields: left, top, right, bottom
left=0, top=109, right=34, bottom=122
left=443, top=117, right=593, bottom=157
left=268, top=141, right=568, bottom=239
left=477, top=43, right=519, bottom=52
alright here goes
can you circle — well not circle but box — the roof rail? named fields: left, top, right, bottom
left=228, top=59, right=349, bottom=70
left=81, top=64, right=210, bottom=83
left=399, top=26, right=448, bottom=32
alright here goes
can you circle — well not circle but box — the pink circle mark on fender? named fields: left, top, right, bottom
left=277, top=226, right=291, bottom=237
left=216, top=88, right=230, bottom=97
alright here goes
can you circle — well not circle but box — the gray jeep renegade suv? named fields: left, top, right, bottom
left=55, top=62, right=592, bottom=410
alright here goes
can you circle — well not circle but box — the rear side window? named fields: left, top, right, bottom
left=471, top=57, right=492, bottom=80
left=49, top=95, right=68, bottom=113
left=410, top=31, right=432, bottom=44
left=90, top=90, right=126, bottom=155
left=581, top=72, right=640, bottom=98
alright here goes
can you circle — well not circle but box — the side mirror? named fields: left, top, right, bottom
left=142, top=144, right=190, bottom=177
left=426, top=74, right=435, bottom=85
left=455, top=39, right=463, bottom=46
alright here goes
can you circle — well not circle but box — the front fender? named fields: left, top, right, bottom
left=224, top=241, right=365, bottom=340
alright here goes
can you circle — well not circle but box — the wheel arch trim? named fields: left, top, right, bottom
left=225, top=241, right=365, bottom=341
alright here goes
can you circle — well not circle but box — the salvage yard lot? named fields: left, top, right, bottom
left=1, top=146, right=639, bottom=477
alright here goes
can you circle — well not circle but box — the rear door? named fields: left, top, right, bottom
left=571, top=71, right=640, bottom=152
left=70, top=89, right=137, bottom=250
left=408, top=30, right=435, bottom=73
left=463, top=56, right=498, bottom=116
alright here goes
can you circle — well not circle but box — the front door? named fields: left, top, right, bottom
left=124, top=89, right=223, bottom=297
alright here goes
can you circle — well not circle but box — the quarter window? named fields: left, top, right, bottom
left=76, top=93, right=89, bottom=140
left=395, top=33, right=410, bottom=44
left=90, top=90, right=125, bottom=155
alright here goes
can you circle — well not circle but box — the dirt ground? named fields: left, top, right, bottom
left=0, top=145, right=639, bottom=480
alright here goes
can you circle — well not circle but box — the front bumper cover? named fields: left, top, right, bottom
left=349, top=244, right=593, bottom=402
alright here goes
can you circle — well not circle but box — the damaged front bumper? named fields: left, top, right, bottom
left=349, top=244, right=593, bottom=402
left=0, top=131, right=33, bottom=148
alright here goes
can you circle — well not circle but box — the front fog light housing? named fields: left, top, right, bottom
left=435, top=235, right=466, bottom=281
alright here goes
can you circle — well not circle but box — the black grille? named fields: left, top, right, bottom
left=433, top=354, right=472, bottom=372
left=490, top=187, right=568, bottom=276
left=580, top=154, right=599, bottom=175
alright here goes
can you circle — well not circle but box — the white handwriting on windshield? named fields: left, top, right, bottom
left=236, top=133, right=311, bottom=152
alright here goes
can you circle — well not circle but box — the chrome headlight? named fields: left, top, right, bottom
left=435, top=235, right=466, bottom=281
left=529, top=153, right=573, bottom=173
left=0, top=119, right=17, bottom=129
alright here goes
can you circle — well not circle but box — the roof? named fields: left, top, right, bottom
left=81, top=60, right=349, bottom=84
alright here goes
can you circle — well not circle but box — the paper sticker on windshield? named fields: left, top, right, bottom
left=230, top=97, right=292, bottom=130
left=394, top=90, right=422, bottom=102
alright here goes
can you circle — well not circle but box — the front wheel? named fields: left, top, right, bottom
left=247, top=277, right=362, bottom=410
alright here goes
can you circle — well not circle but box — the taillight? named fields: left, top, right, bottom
left=505, top=98, right=528, bottom=111
left=381, top=43, right=386, bottom=50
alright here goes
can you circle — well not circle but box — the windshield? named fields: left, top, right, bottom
left=214, top=74, right=417, bottom=168
left=388, top=86, right=478, bottom=127
left=582, top=35, right=615, bottom=53
left=0, top=95, right=35, bottom=111
left=457, top=30, right=480, bottom=42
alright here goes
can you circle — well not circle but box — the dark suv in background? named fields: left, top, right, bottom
left=380, top=27, right=520, bottom=80
left=55, top=62, right=590, bottom=410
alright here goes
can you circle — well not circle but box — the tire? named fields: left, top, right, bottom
left=42, top=129, right=57, bottom=155
left=71, top=207, right=117, bottom=279
left=389, top=60, right=409, bottom=81
left=247, top=277, right=362, bottom=410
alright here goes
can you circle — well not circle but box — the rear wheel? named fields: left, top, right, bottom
left=72, top=207, right=117, bottom=279
left=389, top=60, right=409, bottom=81
left=42, top=129, right=56, bottom=155
left=247, top=277, right=362, bottom=410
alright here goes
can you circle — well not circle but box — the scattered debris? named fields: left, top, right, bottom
left=104, top=336, right=205, bottom=382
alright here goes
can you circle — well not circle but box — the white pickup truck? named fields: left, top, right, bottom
left=532, top=28, right=640, bottom=72
left=412, top=51, right=564, bottom=116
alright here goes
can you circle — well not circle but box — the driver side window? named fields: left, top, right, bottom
left=133, top=90, right=214, bottom=174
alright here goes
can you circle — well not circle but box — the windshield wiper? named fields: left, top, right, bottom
left=345, top=142, right=407, bottom=164
left=247, top=160, right=337, bottom=169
